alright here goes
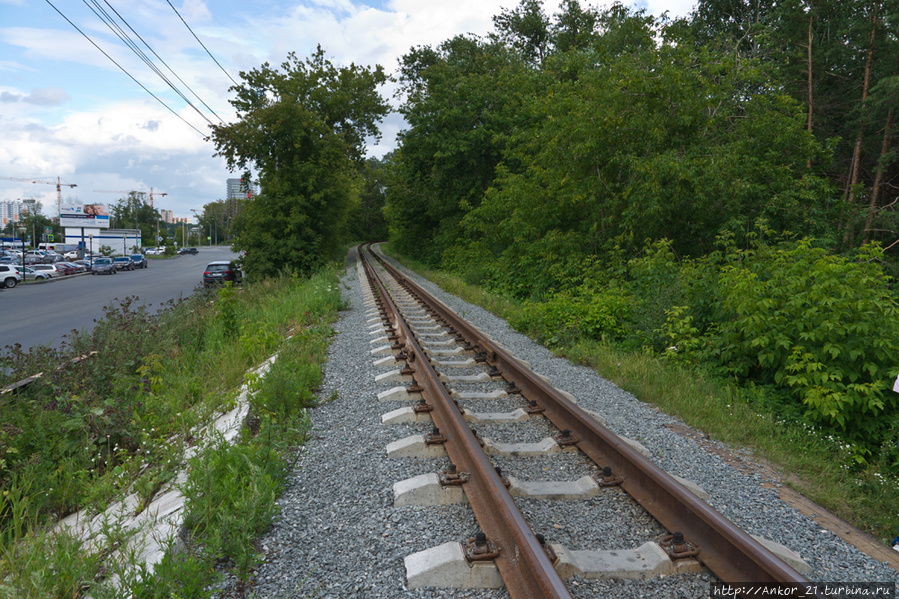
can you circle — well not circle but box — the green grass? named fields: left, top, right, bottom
left=382, top=244, right=899, bottom=545
left=0, top=269, right=343, bottom=598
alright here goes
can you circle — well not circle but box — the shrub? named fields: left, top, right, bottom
left=705, top=241, right=899, bottom=450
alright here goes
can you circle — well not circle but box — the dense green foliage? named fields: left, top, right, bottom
left=210, top=48, right=389, bottom=278
left=383, top=0, right=899, bottom=472
left=0, top=272, right=342, bottom=597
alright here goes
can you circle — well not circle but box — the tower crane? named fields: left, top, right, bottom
left=94, top=188, right=167, bottom=208
left=0, top=176, right=77, bottom=217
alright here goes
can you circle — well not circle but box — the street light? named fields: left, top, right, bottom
left=123, top=235, right=126, bottom=256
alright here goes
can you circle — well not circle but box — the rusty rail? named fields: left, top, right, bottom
left=361, top=250, right=574, bottom=599
left=366, top=245, right=814, bottom=592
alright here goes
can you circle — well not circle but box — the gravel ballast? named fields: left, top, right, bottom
left=221, top=247, right=896, bottom=598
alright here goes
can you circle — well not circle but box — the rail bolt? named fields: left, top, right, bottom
left=595, top=465, right=625, bottom=487
left=555, top=429, right=579, bottom=447
left=524, top=400, right=545, bottom=415
left=439, top=463, right=470, bottom=486
left=659, top=532, right=700, bottom=560
left=413, top=399, right=433, bottom=414
left=464, top=532, right=501, bottom=562
left=426, top=427, right=447, bottom=445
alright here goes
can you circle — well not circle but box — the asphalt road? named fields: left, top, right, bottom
left=0, top=247, right=238, bottom=352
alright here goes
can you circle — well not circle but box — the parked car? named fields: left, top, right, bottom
left=112, top=256, right=135, bottom=271
left=53, top=262, right=77, bottom=276
left=73, top=259, right=93, bottom=272
left=203, top=261, right=242, bottom=287
left=92, top=257, right=116, bottom=275
left=63, top=250, right=81, bottom=260
left=30, top=264, right=64, bottom=277
left=59, top=261, right=86, bottom=274
left=15, top=266, right=50, bottom=281
left=0, top=264, right=22, bottom=288
left=129, top=254, right=148, bottom=269
left=178, top=247, right=199, bottom=255
left=25, top=250, right=53, bottom=264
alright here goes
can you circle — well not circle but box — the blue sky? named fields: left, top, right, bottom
left=1, top=0, right=695, bottom=220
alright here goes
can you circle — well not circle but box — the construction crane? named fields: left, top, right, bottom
left=94, top=188, right=167, bottom=208
left=0, top=176, right=77, bottom=217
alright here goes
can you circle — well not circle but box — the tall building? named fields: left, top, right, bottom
left=226, top=178, right=257, bottom=200
left=159, top=209, right=174, bottom=223
left=0, top=200, right=22, bottom=229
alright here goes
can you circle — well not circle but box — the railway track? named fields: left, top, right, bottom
left=359, top=244, right=817, bottom=598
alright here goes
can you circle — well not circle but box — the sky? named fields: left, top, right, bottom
left=1, top=0, right=696, bottom=222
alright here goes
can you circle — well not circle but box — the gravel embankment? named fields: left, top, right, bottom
left=221, top=247, right=896, bottom=598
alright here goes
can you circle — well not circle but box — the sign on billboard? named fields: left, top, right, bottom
left=60, top=204, right=111, bottom=229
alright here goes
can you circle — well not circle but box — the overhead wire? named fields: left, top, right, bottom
left=165, top=0, right=241, bottom=89
left=96, top=0, right=225, bottom=123
left=81, top=0, right=219, bottom=127
left=43, top=0, right=207, bottom=137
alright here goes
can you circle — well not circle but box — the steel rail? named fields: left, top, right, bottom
left=369, top=247, right=815, bottom=592
left=361, top=250, right=574, bottom=599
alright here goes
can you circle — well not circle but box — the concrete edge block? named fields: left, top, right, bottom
left=386, top=435, right=448, bottom=458
left=378, top=386, right=422, bottom=402
left=405, top=542, right=502, bottom=590
left=393, top=473, right=468, bottom=507
left=381, top=406, right=431, bottom=425
left=620, top=436, right=653, bottom=458
left=750, top=534, right=813, bottom=575
left=670, top=474, right=711, bottom=502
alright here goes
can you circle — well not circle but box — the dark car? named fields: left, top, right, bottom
left=112, top=256, right=135, bottom=271
left=129, top=254, right=148, bottom=269
left=203, top=261, right=242, bottom=287
left=179, top=247, right=199, bottom=255
left=57, top=261, right=84, bottom=274
left=92, top=257, right=116, bottom=275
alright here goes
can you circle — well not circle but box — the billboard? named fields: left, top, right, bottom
left=60, top=204, right=110, bottom=229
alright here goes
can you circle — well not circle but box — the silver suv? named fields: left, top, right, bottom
left=0, top=264, right=22, bottom=288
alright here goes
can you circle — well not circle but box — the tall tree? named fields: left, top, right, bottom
left=210, top=47, right=389, bottom=278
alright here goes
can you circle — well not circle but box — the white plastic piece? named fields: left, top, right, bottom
left=370, top=335, right=390, bottom=345
left=426, top=347, right=466, bottom=356
left=405, top=542, right=502, bottom=590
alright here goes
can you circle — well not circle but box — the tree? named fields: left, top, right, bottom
left=109, top=192, right=160, bottom=246
left=210, top=47, right=389, bottom=278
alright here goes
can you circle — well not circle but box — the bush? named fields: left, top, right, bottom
left=705, top=241, right=899, bottom=450
left=510, top=287, right=633, bottom=347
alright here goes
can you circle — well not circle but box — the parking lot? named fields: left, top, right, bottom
left=0, top=247, right=239, bottom=351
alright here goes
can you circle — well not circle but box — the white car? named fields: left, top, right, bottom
left=30, top=264, right=64, bottom=277
left=64, top=250, right=81, bottom=260
left=0, top=264, right=22, bottom=288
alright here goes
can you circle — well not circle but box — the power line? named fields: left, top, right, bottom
left=165, top=0, right=241, bottom=89
left=44, top=0, right=207, bottom=137
left=97, top=0, right=225, bottom=123
left=81, top=0, right=220, bottom=127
